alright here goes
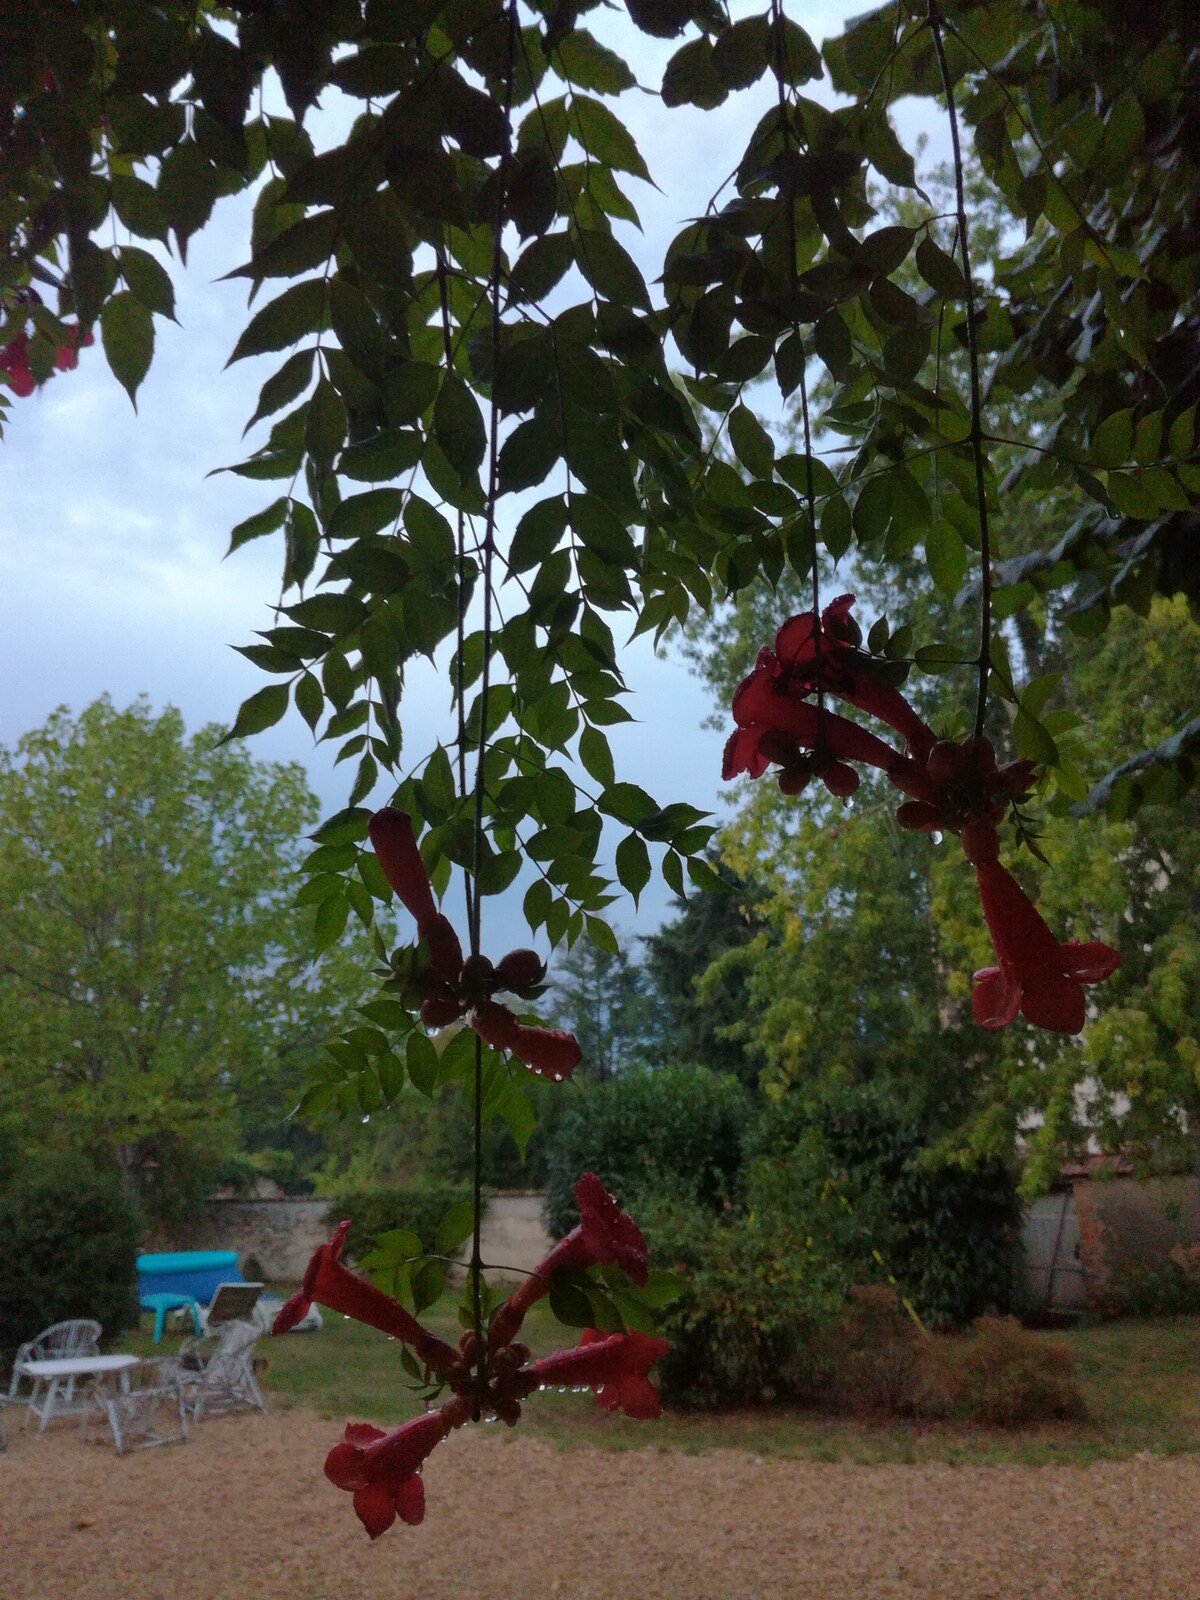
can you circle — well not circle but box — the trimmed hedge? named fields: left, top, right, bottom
left=0, top=1150, right=140, bottom=1360
left=327, top=1183, right=475, bottom=1264
left=543, top=1066, right=750, bottom=1236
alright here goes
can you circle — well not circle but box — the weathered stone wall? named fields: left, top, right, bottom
left=456, top=1191, right=553, bottom=1281
left=152, top=1192, right=554, bottom=1284
left=148, top=1198, right=332, bottom=1281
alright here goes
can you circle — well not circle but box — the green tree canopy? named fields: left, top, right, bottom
left=0, top=696, right=371, bottom=1219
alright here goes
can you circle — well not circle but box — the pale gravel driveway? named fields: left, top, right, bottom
left=1, top=1409, right=1197, bottom=1600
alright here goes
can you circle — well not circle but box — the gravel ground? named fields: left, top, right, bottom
left=2, top=1407, right=1198, bottom=1600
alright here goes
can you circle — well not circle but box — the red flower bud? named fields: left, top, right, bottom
left=777, top=765, right=813, bottom=796
left=458, top=953, right=495, bottom=997
left=819, top=760, right=859, bottom=797
left=495, top=948, right=545, bottom=991
left=421, top=992, right=463, bottom=1028
left=895, top=800, right=942, bottom=833
left=925, top=739, right=971, bottom=789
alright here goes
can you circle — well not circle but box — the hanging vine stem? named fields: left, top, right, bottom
left=435, top=247, right=476, bottom=942
left=461, top=0, right=519, bottom=1418
left=927, top=1, right=992, bottom=760
left=769, top=0, right=821, bottom=676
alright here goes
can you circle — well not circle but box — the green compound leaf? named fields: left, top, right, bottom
left=100, top=290, right=154, bottom=407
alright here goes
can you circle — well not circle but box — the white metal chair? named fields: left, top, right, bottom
left=83, top=1357, right=189, bottom=1455
left=177, top=1319, right=267, bottom=1422
left=7, top=1319, right=102, bottom=1419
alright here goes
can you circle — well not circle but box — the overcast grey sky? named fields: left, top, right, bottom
left=1, top=3, right=945, bottom=948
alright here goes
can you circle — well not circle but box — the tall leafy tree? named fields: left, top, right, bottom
left=642, top=860, right=766, bottom=1086
left=549, top=936, right=655, bottom=1079
left=0, top=697, right=371, bottom=1219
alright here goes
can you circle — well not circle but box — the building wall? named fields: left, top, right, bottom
left=152, top=1192, right=554, bottom=1284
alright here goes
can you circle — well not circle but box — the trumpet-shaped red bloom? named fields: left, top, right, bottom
left=489, top=1173, right=648, bottom=1349
left=1, top=324, right=93, bottom=397
left=1, top=333, right=36, bottom=397
left=516, top=1329, right=670, bottom=1419
left=325, top=1404, right=465, bottom=1538
left=368, top=808, right=463, bottom=982
left=724, top=688, right=921, bottom=792
left=273, top=1220, right=456, bottom=1374
left=368, top=808, right=580, bottom=1078
left=971, top=860, right=1122, bottom=1034
left=471, top=998, right=581, bottom=1081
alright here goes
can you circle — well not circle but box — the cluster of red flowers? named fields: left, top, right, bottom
left=368, top=807, right=581, bottom=1080
left=274, top=1173, right=667, bottom=1538
left=724, top=596, right=1121, bottom=1035
left=1, top=309, right=93, bottom=399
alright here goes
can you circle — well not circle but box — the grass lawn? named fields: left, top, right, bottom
left=124, top=1299, right=1200, bottom=1469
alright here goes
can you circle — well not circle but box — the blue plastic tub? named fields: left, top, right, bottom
left=136, top=1250, right=242, bottom=1305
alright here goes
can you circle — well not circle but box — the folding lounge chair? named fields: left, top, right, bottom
left=199, top=1281, right=264, bottom=1332
left=177, top=1319, right=267, bottom=1422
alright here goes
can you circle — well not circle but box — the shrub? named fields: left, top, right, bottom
left=751, top=1086, right=1020, bottom=1327
left=328, top=1183, right=475, bottom=1264
left=919, top=1315, right=1085, bottom=1425
left=542, top=1066, right=751, bottom=1236
left=1119, top=1253, right=1200, bottom=1316
left=0, top=1150, right=141, bottom=1360
left=816, top=1290, right=1085, bottom=1425
left=817, top=1285, right=925, bottom=1415
left=637, top=1190, right=844, bottom=1408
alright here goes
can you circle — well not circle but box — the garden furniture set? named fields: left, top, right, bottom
left=3, top=1279, right=269, bottom=1455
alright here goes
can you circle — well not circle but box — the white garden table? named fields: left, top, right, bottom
left=21, top=1354, right=141, bottom=1436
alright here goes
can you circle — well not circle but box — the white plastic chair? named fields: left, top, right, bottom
left=177, top=1320, right=267, bottom=1422
left=7, top=1319, right=102, bottom=1418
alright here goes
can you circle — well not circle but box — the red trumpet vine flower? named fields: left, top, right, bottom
left=273, top=1220, right=457, bottom=1375
left=325, top=1400, right=469, bottom=1539
left=1, top=324, right=93, bottom=397
left=368, top=807, right=463, bottom=983
left=281, top=1175, right=666, bottom=1538
left=0, top=333, right=36, bottom=397
left=771, top=594, right=937, bottom=760
left=368, top=806, right=580, bottom=1081
left=971, top=860, right=1122, bottom=1035
left=489, top=1172, right=649, bottom=1350
left=516, top=1329, right=670, bottom=1419
left=723, top=690, right=918, bottom=792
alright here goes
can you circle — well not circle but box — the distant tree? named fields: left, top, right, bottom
left=642, top=860, right=766, bottom=1088
left=0, top=697, right=372, bottom=1220
left=548, top=937, right=655, bottom=1080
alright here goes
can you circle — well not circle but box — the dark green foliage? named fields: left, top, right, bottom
left=750, top=1086, right=1021, bottom=1328
left=542, top=1066, right=751, bottom=1236
left=328, top=1183, right=474, bottom=1265
left=548, top=939, right=655, bottom=1080
left=636, top=1190, right=843, bottom=1408
left=642, top=859, right=765, bottom=1086
left=0, top=1151, right=140, bottom=1359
